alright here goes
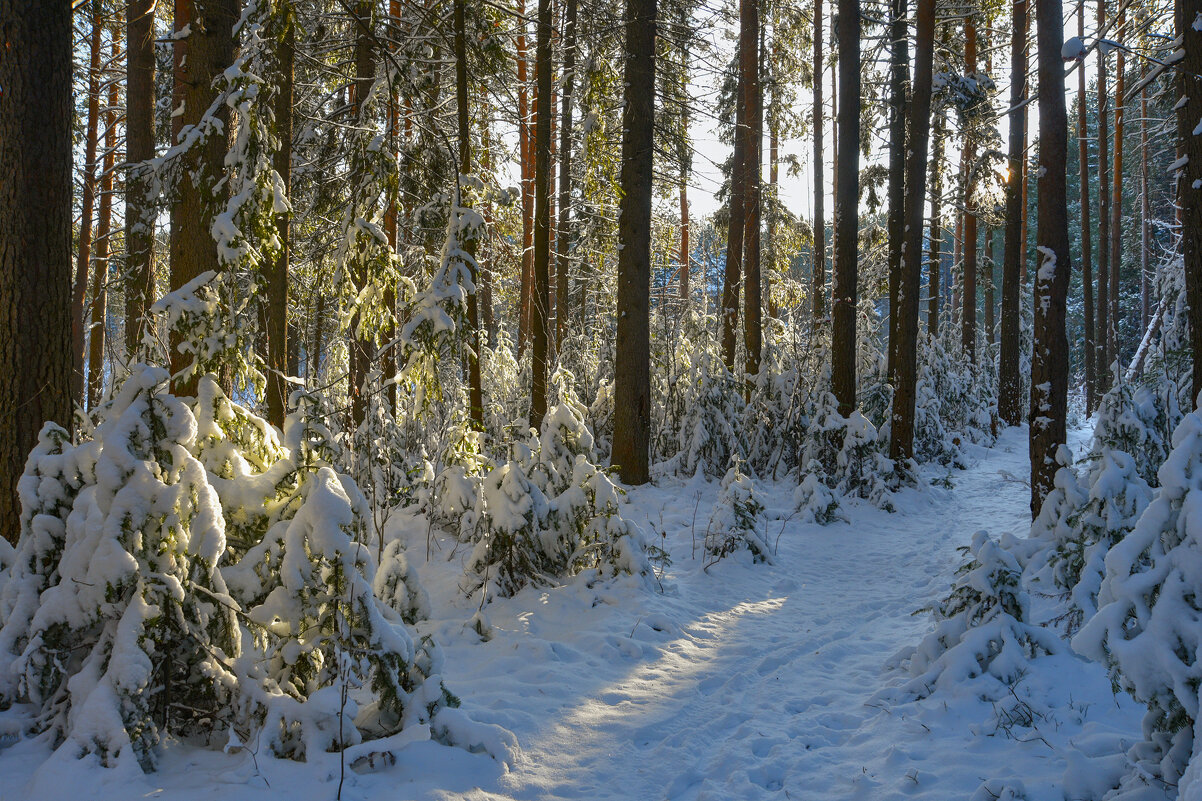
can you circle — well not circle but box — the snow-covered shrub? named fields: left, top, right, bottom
left=705, top=461, right=772, bottom=564
left=1074, top=409, right=1202, bottom=794
left=793, top=462, right=841, bottom=525
left=801, top=392, right=900, bottom=511
left=895, top=531, right=1060, bottom=698
left=1053, top=450, right=1151, bottom=634
left=0, top=369, right=492, bottom=771
left=0, top=423, right=88, bottom=695
left=1, top=368, right=241, bottom=770
left=463, top=388, right=646, bottom=602
left=1092, top=380, right=1175, bottom=488
left=656, top=352, right=747, bottom=478
left=913, top=334, right=971, bottom=466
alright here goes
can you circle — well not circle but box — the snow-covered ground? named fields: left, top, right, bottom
left=0, top=424, right=1154, bottom=801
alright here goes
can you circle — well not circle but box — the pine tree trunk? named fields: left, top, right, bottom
left=680, top=182, right=690, bottom=300
left=742, top=0, right=762, bottom=379
left=517, top=1, right=534, bottom=354
left=812, top=0, right=825, bottom=320
left=169, top=0, right=237, bottom=397
left=831, top=0, right=860, bottom=417
left=348, top=2, right=376, bottom=428
left=1179, top=0, right=1202, bottom=405
left=984, top=228, right=995, bottom=348
left=611, top=0, right=657, bottom=484
left=928, top=108, right=944, bottom=338
left=1077, top=1, right=1095, bottom=413
left=529, top=0, right=553, bottom=428
left=0, top=0, right=74, bottom=544
left=720, top=63, right=747, bottom=372
left=1030, top=0, right=1072, bottom=516
left=456, top=0, right=484, bottom=431
left=264, top=19, right=293, bottom=429
left=74, top=11, right=103, bottom=405
left=999, top=0, right=1027, bottom=425
left=556, top=0, right=578, bottom=342
left=890, top=0, right=935, bottom=462
left=89, top=37, right=121, bottom=410
left=961, top=17, right=978, bottom=363
left=125, top=0, right=156, bottom=357
left=1109, top=10, right=1125, bottom=369
left=886, top=0, right=909, bottom=383
left=1141, top=57, right=1151, bottom=335
left=1096, top=0, right=1111, bottom=393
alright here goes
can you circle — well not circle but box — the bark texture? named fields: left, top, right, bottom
left=999, top=0, right=1027, bottom=426
left=831, top=0, right=860, bottom=417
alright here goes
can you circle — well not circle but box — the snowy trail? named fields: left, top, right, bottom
left=424, top=424, right=1139, bottom=801
left=0, top=425, right=1146, bottom=801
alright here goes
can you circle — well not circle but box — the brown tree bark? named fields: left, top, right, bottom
left=517, top=1, right=534, bottom=354
left=125, top=0, right=156, bottom=357
left=169, top=0, right=237, bottom=397
left=556, top=0, right=578, bottom=342
left=1140, top=55, right=1150, bottom=334
left=1179, top=0, right=1202, bottom=406
left=812, top=0, right=826, bottom=319
left=1030, top=0, right=1072, bottom=516
left=720, top=62, right=747, bottom=372
left=1096, top=0, right=1111, bottom=393
left=89, top=35, right=121, bottom=410
left=611, top=0, right=656, bottom=484
left=529, top=0, right=553, bottom=427
left=961, top=16, right=978, bottom=363
left=890, top=0, right=935, bottom=462
left=886, top=0, right=909, bottom=383
left=984, top=228, right=995, bottom=348
left=1077, top=2, right=1095, bottom=414
left=74, top=10, right=103, bottom=404
left=263, top=18, right=293, bottom=429
left=1109, top=9, right=1125, bottom=368
left=455, top=0, right=484, bottom=430
left=831, top=0, right=860, bottom=417
left=680, top=182, right=690, bottom=300
left=0, top=0, right=74, bottom=544
left=928, top=108, right=945, bottom=338
left=348, top=1, right=377, bottom=428
left=742, top=0, right=762, bottom=379
left=999, top=0, right=1028, bottom=426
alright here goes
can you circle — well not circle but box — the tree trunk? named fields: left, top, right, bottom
left=928, top=109, right=945, bottom=338
left=348, top=1, right=376, bottom=428
left=720, top=60, right=747, bottom=371
left=890, top=0, right=935, bottom=462
left=611, top=0, right=657, bottom=484
left=886, top=0, right=909, bottom=383
left=1078, top=0, right=1095, bottom=414
left=0, top=0, right=74, bottom=544
left=984, top=228, right=995, bottom=348
left=999, top=0, right=1027, bottom=425
left=1096, top=0, right=1110, bottom=393
left=832, top=0, right=860, bottom=417
left=680, top=182, right=690, bottom=300
left=530, top=0, right=553, bottom=427
left=455, top=0, right=484, bottom=431
left=961, top=17, right=978, bottom=363
left=169, top=0, right=237, bottom=397
left=742, top=0, right=762, bottom=379
left=89, top=36, right=121, bottom=410
left=556, top=0, right=578, bottom=341
left=1140, top=56, right=1150, bottom=335
left=1030, top=0, right=1072, bottom=516
left=74, top=11, right=103, bottom=404
left=517, top=0, right=534, bottom=354
left=812, top=0, right=825, bottom=319
left=264, top=19, right=293, bottom=429
left=126, top=0, right=156, bottom=357
left=1180, top=0, right=1202, bottom=405
left=1109, top=9, right=1125, bottom=368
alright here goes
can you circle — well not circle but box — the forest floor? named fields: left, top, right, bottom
left=0, top=425, right=1156, bottom=801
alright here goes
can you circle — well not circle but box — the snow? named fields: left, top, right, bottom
left=0, top=425, right=1153, bottom=799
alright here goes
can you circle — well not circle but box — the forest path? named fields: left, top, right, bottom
left=431, top=425, right=1097, bottom=801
